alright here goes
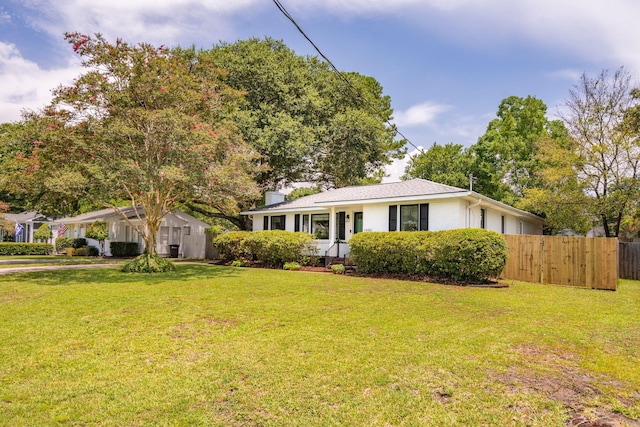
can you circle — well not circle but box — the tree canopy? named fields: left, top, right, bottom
left=10, top=33, right=261, bottom=254
left=472, top=95, right=567, bottom=205
left=531, top=68, right=639, bottom=237
left=206, top=38, right=405, bottom=190
left=402, top=143, right=475, bottom=189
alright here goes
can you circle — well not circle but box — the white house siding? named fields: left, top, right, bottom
left=362, top=204, right=388, bottom=232
left=428, top=199, right=466, bottom=231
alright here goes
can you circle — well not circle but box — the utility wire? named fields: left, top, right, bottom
left=272, top=0, right=424, bottom=158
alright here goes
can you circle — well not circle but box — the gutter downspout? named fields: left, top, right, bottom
left=467, top=198, right=482, bottom=228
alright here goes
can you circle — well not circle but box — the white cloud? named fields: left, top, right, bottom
left=288, top=0, right=640, bottom=75
left=0, top=10, right=10, bottom=24
left=0, top=42, right=82, bottom=123
left=14, top=1, right=640, bottom=75
left=393, top=102, right=450, bottom=127
left=20, top=0, right=263, bottom=48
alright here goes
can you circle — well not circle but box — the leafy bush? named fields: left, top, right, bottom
left=347, top=232, right=432, bottom=275
left=240, top=230, right=316, bottom=267
left=86, top=221, right=109, bottom=256
left=212, top=231, right=251, bottom=262
left=67, top=245, right=99, bottom=257
left=33, top=224, right=52, bottom=242
left=109, top=242, right=139, bottom=257
left=331, top=264, right=345, bottom=274
left=429, top=229, right=508, bottom=281
left=55, top=238, right=87, bottom=252
left=0, top=243, right=53, bottom=255
left=349, top=229, right=508, bottom=282
left=283, top=261, right=301, bottom=271
left=231, top=260, right=245, bottom=267
left=121, top=253, right=176, bottom=273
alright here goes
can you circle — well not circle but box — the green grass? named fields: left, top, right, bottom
left=1, top=266, right=639, bottom=426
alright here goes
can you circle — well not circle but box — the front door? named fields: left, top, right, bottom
left=354, top=212, right=363, bottom=234
left=336, top=212, right=346, bottom=241
left=158, top=226, right=169, bottom=255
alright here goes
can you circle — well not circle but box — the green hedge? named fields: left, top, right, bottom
left=212, top=231, right=251, bottom=262
left=213, top=230, right=316, bottom=267
left=0, top=243, right=54, bottom=255
left=55, top=238, right=87, bottom=252
left=241, top=230, right=316, bottom=267
left=67, top=245, right=100, bottom=257
left=109, top=242, right=139, bottom=257
left=349, top=229, right=508, bottom=282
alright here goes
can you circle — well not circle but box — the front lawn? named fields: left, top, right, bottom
left=1, top=266, right=638, bottom=426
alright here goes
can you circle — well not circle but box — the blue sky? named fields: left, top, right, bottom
left=1, top=0, right=639, bottom=181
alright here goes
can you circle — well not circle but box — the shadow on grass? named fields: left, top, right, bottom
left=12, top=264, right=241, bottom=286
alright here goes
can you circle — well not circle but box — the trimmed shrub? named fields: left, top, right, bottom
left=109, top=242, right=139, bottom=257
left=212, top=231, right=251, bottom=262
left=347, top=231, right=433, bottom=275
left=121, top=253, right=176, bottom=273
left=68, top=245, right=99, bottom=257
left=0, top=242, right=53, bottom=256
left=331, top=264, right=345, bottom=274
left=33, top=224, right=52, bottom=242
left=349, top=229, right=508, bottom=282
left=55, top=238, right=87, bottom=252
left=231, top=260, right=246, bottom=267
left=283, top=261, right=301, bottom=271
left=429, top=229, right=508, bottom=281
left=241, top=230, right=316, bottom=267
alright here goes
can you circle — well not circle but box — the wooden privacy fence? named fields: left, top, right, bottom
left=501, top=235, right=618, bottom=291
left=619, top=242, right=640, bottom=280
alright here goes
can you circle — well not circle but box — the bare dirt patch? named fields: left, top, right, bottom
left=494, top=344, right=640, bottom=427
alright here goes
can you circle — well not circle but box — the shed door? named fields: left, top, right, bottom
left=158, top=226, right=169, bottom=255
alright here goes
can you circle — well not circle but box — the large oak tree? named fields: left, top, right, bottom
left=206, top=38, right=405, bottom=190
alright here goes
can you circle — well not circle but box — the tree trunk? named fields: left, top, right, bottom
left=601, top=215, right=612, bottom=237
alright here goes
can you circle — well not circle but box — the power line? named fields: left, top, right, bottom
left=271, top=0, right=424, bottom=158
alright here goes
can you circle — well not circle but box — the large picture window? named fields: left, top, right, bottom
left=392, top=203, right=428, bottom=231
left=400, top=205, right=419, bottom=231
left=270, top=215, right=286, bottom=230
left=311, top=214, right=329, bottom=239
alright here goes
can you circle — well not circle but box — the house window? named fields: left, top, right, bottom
left=480, top=209, right=486, bottom=229
left=263, top=216, right=269, bottom=230
left=311, top=214, right=329, bottom=239
left=183, top=226, right=191, bottom=236
left=294, top=214, right=300, bottom=232
left=398, top=204, right=428, bottom=231
left=302, top=215, right=310, bottom=233
left=400, top=205, right=419, bottom=231
left=519, top=221, right=524, bottom=235
left=270, top=215, right=286, bottom=230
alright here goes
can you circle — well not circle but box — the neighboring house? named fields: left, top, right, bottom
left=241, top=178, right=544, bottom=258
left=56, top=207, right=210, bottom=258
left=0, top=211, right=54, bottom=243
